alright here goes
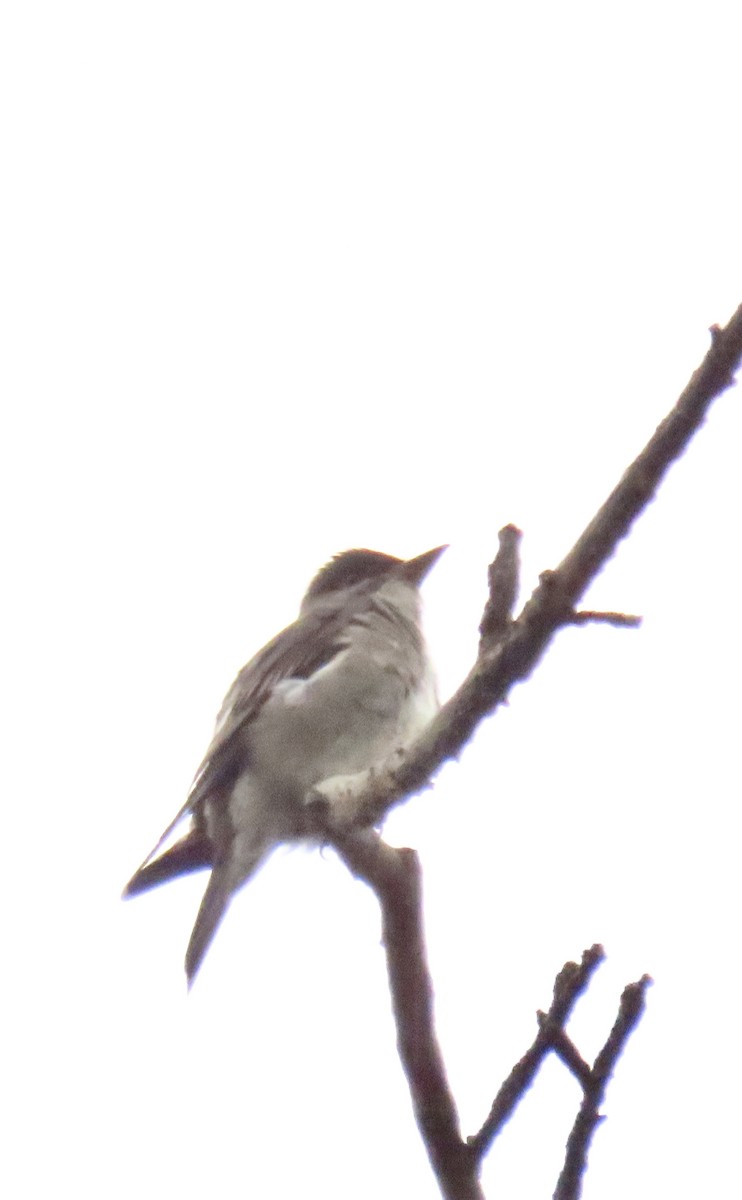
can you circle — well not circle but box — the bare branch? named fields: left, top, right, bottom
left=553, top=975, right=652, bottom=1200
left=479, top=523, right=522, bottom=647
left=335, top=830, right=484, bottom=1200
left=307, top=304, right=742, bottom=832
left=567, top=610, right=642, bottom=628
left=555, top=309, right=742, bottom=604
left=467, top=946, right=605, bottom=1159
left=463, top=948, right=650, bottom=1200
left=539, top=1018, right=593, bottom=1087
left=308, top=310, right=734, bottom=1196
left=337, top=840, right=650, bottom=1200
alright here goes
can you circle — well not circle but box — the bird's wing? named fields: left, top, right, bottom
left=127, top=592, right=368, bottom=878
left=122, top=826, right=212, bottom=896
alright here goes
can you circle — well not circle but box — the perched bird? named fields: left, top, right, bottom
left=123, top=545, right=446, bottom=985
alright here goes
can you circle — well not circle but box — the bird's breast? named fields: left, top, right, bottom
left=244, top=645, right=438, bottom=796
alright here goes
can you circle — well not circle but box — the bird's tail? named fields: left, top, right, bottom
left=185, top=869, right=233, bottom=987
left=185, top=845, right=268, bottom=987
left=122, top=830, right=213, bottom=898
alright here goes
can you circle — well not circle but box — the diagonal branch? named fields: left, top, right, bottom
left=317, top=308, right=735, bottom=1197
left=553, top=975, right=652, bottom=1200
left=467, top=945, right=605, bottom=1159
left=465, top=949, right=651, bottom=1200
left=308, top=303, right=742, bottom=832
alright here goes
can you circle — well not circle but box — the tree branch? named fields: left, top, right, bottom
left=335, top=830, right=484, bottom=1200
left=308, top=303, right=742, bottom=831
left=467, top=945, right=605, bottom=1159
left=319, top=307, right=737, bottom=1198
left=553, top=975, right=652, bottom=1200
left=479, top=523, right=522, bottom=647
left=465, top=949, right=651, bottom=1200
left=566, top=610, right=641, bottom=629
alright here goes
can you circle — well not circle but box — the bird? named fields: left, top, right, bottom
left=123, top=544, right=446, bottom=986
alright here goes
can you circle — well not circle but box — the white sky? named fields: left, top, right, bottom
left=2, top=4, right=741, bottom=1198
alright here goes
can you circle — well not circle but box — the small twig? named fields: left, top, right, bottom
left=567, top=610, right=642, bottom=628
left=553, top=975, right=652, bottom=1200
left=538, top=1016, right=593, bottom=1087
left=468, top=946, right=605, bottom=1159
left=335, top=845, right=651, bottom=1200
left=479, top=524, right=522, bottom=647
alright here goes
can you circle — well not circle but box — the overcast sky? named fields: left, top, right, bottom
left=2, top=4, right=741, bottom=1199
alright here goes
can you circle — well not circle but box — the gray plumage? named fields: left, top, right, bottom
left=123, top=546, right=445, bottom=985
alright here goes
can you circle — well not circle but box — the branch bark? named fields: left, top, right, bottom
left=319, top=305, right=740, bottom=1198
left=467, top=946, right=606, bottom=1158
left=308, top=303, right=742, bottom=832
left=553, top=975, right=652, bottom=1200
left=336, top=831, right=484, bottom=1200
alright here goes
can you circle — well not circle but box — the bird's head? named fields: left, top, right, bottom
left=302, top=545, right=447, bottom=608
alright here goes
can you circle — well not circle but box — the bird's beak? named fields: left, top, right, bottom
left=398, top=544, right=448, bottom=585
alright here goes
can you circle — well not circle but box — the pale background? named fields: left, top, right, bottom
left=2, top=4, right=741, bottom=1198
